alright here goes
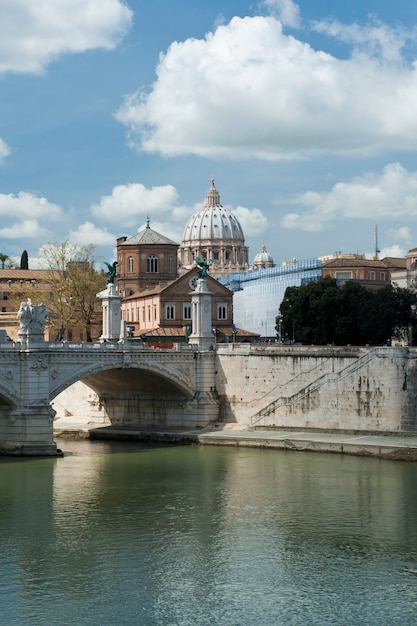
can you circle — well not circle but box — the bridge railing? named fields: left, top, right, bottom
left=0, top=340, right=196, bottom=352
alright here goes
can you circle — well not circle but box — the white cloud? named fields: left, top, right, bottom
left=0, top=0, right=132, bottom=75
left=311, top=17, right=414, bottom=63
left=69, top=221, right=116, bottom=247
left=233, top=206, right=269, bottom=237
left=262, top=0, right=301, bottom=28
left=0, top=219, right=50, bottom=239
left=0, top=191, right=63, bottom=219
left=281, top=163, right=417, bottom=231
left=91, top=183, right=180, bottom=227
left=378, top=244, right=406, bottom=259
left=388, top=226, right=411, bottom=241
left=116, top=15, right=417, bottom=160
left=0, top=138, right=11, bottom=162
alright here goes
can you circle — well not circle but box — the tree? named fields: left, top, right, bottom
left=20, top=250, right=29, bottom=270
left=0, top=253, right=9, bottom=269
left=15, top=241, right=107, bottom=341
left=278, top=278, right=417, bottom=346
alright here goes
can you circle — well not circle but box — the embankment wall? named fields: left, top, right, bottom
left=215, top=345, right=417, bottom=432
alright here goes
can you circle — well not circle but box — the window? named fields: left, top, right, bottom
left=380, top=272, right=386, bottom=281
left=169, top=257, right=174, bottom=273
left=335, top=272, right=352, bottom=280
left=147, top=255, right=158, bottom=273
left=369, top=271, right=376, bottom=280
left=183, top=304, right=192, bottom=320
left=166, top=305, right=176, bottom=320
left=128, top=256, right=134, bottom=273
left=217, top=304, right=227, bottom=320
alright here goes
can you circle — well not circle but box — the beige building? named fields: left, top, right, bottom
left=322, top=255, right=405, bottom=291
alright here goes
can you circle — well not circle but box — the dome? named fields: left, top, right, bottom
left=179, top=178, right=249, bottom=277
left=252, top=244, right=275, bottom=269
left=182, top=179, right=245, bottom=244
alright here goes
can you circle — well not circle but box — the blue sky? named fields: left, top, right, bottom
left=1, top=0, right=417, bottom=268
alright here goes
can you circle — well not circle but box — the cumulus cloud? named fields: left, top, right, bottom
left=233, top=206, right=269, bottom=236
left=116, top=14, right=417, bottom=160
left=379, top=244, right=407, bottom=259
left=311, top=17, right=414, bottom=63
left=281, top=163, right=417, bottom=231
left=262, top=0, right=301, bottom=28
left=0, top=138, right=11, bottom=162
left=0, top=0, right=132, bottom=74
left=0, top=191, right=63, bottom=220
left=69, top=221, right=116, bottom=247
left=0, top=219, right=50, bottom=239
left=388, top=226, right=411, bottom=241
left=91, top=183, right=180, bottom=228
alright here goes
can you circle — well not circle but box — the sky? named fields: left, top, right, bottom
left=1, top=0, right=417, bottom=269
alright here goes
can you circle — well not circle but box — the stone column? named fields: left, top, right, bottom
left=97, top=283, right=122, bottom=342
left=188, top=278, right=214, bottom=350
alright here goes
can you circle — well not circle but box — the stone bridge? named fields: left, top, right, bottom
left=0, top=341, right=217, bottom=456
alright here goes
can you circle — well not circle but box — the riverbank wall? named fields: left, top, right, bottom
left=215, top=345, right=417, bottom=432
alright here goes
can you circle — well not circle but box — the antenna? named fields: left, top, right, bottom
left=374, top=225, right=380, bottom=260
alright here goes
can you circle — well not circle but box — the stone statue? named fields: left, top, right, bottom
left=195, top=256, right=212, bottom=279
left=104, top=261, right=118, bottom=284
left=18, top=299, right=48, bottom=341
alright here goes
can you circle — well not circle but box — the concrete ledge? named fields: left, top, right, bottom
left=53, top=424, right=417, bottom=461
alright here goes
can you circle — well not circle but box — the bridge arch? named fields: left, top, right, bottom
left=49, top=359, right=195, bottom=402
left=50, top=356, right=198, bottom=429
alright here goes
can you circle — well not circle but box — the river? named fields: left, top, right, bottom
left=1, top=440, right=417, bottom=625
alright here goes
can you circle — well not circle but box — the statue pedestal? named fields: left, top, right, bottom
left=188, top=278, right=214, bottom=350
left=97, top=283, right=122, bottom=342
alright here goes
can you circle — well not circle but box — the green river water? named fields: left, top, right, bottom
left=1, top=440, right=417, bottom=625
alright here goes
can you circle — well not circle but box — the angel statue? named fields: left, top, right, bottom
left=194, top=256, right=212, bottom=279
left=104, top=261, right=118, bottom=284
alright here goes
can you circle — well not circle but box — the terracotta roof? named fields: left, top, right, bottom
left=142, top=326, right=259, bottom=338
left=324, top=258, right=386, bottom=268
left=123, top=280, right=176, bottom=300
left=381, top=257, right=406, bottom=269
left=0, top=269, right=55, bottom=280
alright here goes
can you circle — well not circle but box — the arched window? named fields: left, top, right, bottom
left=147, top=255, right=158, bottom=273
left=127, top=256, right=134, bottom=273
left=169, top=256, right=174, bottom=273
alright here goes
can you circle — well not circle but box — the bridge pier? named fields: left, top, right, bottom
left=2, top=404, right=61, bottom=456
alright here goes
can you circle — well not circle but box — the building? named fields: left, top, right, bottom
left=322, top=254, right=405, bottom=290
left=219, top=258, right=323, bottom=339
left=251, top=243, right=275, bottom=270
left=117, top=219, right=258, bottom=343
left=116, top=218, right=179, bottom=297
left=390, top=248, right=417, bottom=289
left=178, top=178, right=249, bottom=277
left=0, top=268, right=103, bottom=341
left=121, top=267, right=258, bottom=344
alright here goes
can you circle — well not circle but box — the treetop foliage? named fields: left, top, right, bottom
left=277, top=276, right=417, bottom=346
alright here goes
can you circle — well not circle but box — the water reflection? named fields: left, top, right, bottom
left=1, top=442, right=417, bottom=625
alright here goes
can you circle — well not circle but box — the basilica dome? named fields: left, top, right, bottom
left=251, top=244, right=275, bottom=270
left=179, top=179, right=249, bottom=277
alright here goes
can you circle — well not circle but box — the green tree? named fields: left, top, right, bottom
left=278, top=278, right=417, bottom=346
left=0, top=253, right=9, bottom=269
left=20, top=250, right=29, bottom=270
